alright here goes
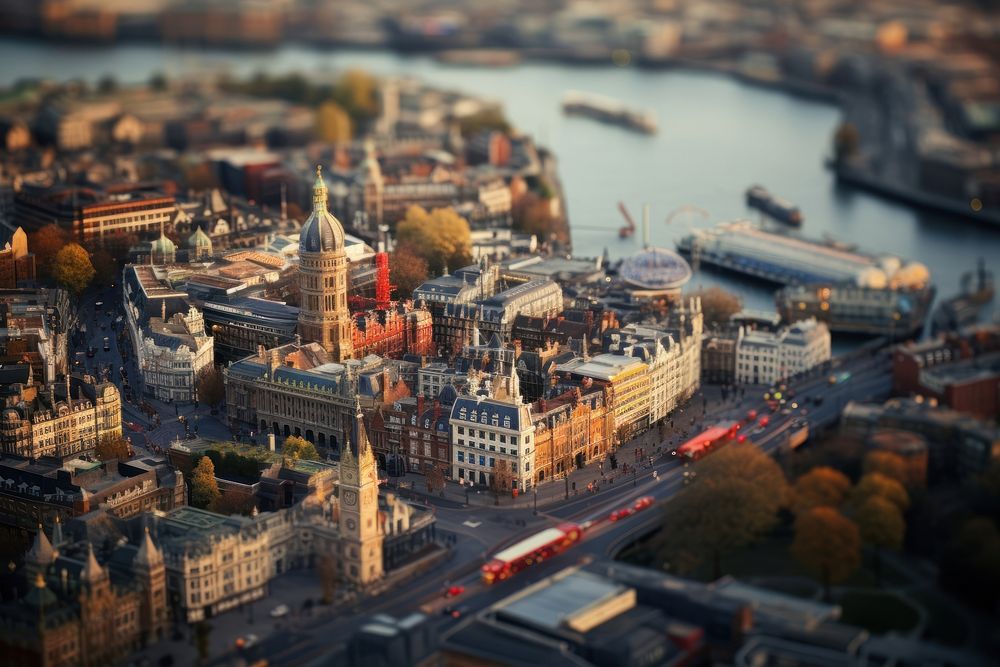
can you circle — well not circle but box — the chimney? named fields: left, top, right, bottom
left=418, top=394, right=425, bottom=419
left=433, top=400, right=441, bottom=422
left=268, top=432, right=276, bottom=452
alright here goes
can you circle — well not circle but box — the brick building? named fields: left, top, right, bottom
left=0, top=227, right=35, bottom=288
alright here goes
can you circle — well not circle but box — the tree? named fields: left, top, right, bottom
left=863, top=451, right=910, bottom=487
left=282, top=435, right=321, bottom=462
left=29, top=224, right=69, bottom=279
left=489, top=459, right=515, bottom=505
left=317, top=553, right=338, bottom=605
left=855, top=495, right=905, bottom=584
left=52, top=243, right=96, bottom=296
left=388, top=244, right=429, bottom=298
left=791, top=507, right=861, bottom=601
left=940, top=516, right=1000, bottom=609
left=512, top=191, right=562, bottom=242
left=95, top=434, right=131, bottom=462
left=197, top=365, right=226, bottom=407
left=89, top=248, right=118, bottom=287
left=791, top=466, right=851, bottom=514
left=210, top=489, right=256, bottom=516
left=149, top=71, right=168, bottom=92
left=457, top=108, right=511, bottom=137
left=656, top=443, right=788, bottom=578
left=395, top=206, right=472, bottom=276
left=97, top=74, right=118, bottom=94
left=687, top=287, right=742, bottom=330
left=426, top=465, right=445, bottom=494
left=316, top=100, right=352, bottom=143
left=333, top=69, right=379, bottom=122
left=190, top=456, right=221, bottom=509
left=194, top=621, right=212, bottom=661
left=851, top=472, right=910, bottom=513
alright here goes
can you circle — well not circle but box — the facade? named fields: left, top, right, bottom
left=297, top=167, right=354, bottom=362
left=556, top=354, right=650, bottom=440
left=224, top=341, right=408, bottom=454
left=449, top=371, right=536, bottom=491
left=352, top=302, right=434, bottom=359
left=0, top=227, right=36, bottom=288
left=0, top=455, right=184, bottom=530
left=0, top=528, right=168, bottom=667
left=531, top=388, right=615, bottom=485
left=735, top=317, right=831, bottom=386
left=130, top=306, right=214, bottom=403
left=0, top=375, right=122, bottom=461
left=338, top=403, right=384, bottom=585
left=201, top=297, right=299, bottom=364
left=0, top=287, right=70, bottom=384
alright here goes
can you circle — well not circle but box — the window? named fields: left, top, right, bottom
left=459, top=468, right=465, bottom=479
left=457, top=426, right=465, bottom=435
left=489, top=432, right=496, bottom=441
left=489, top=457, right=495, bottom=468
left=500, top=434, right=506, bottom=443
left=457, top=451, right=464, bottom=463
left=479, top=455, right=486, bottom=466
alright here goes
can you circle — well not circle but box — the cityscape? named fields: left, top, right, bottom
left=0, top=1, right=998, bottom=666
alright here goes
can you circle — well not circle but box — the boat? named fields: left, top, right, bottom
left=436, top=49, right=521, bottom=67
left=746, top=185, right=803, bottom=226
left=562, top=91, right=657, bottom=135
left=930, top=259, right=994, bottom=335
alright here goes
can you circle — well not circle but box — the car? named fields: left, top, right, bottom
left=444, top=585, right=465, bottom=598
left=759, top=416, right=770, bottom=427
left=269, top=604, right=289, bottom=618
left=633, top=496, right=655, bottom=512
left=609, top=507, right=635, bottom=522
left=737, top=434, right=747, bottom=443
left=235, top=634, right=259, bottom=649
left=813, top=396, right=824, bottom=406
left=86, top=347, right=96, bottom=358
left=442, top=604, right=469, bottom=619
left=103, top=337, right=110, bottom=351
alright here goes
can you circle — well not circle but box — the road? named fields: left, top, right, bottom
left=212, top=344, right=893, bottom=666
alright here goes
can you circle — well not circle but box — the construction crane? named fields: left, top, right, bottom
left=665, top=205, right=709, bottom=272
left=617, top=201, right=636, bottom=239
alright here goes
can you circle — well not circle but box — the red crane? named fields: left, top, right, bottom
left=618, top=201, right=636, bottom=239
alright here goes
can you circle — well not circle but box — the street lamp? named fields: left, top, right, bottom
left=533, top=486, right=538, bottom=515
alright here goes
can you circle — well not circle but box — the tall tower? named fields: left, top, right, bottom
left=298, top=166, right=354, bottom=362
left=134, top=526, right=168, bottom=643
left=338, top=398, right=383, bottom=585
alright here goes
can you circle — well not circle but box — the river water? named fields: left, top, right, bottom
left=1, top=39, right=996, bottom=321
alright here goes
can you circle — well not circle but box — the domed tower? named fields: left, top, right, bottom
left=298, top=166, right=354, bottom=362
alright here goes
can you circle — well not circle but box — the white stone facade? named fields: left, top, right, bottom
left=735, top=317, right=831, bottom=386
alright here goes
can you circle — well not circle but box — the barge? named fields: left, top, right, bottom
left=562, top=91, right=657, bottom=135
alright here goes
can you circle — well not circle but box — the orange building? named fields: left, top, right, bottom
left=531, top=388, right=615, bottom=485
left=352, top=302, right=434, bottom=359
left=0, top=227, right=35, bottom=287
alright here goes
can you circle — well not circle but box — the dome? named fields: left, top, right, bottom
left=188, top=226, right=212, bottom=248
left=150, top=234, right=176, bottom=254
left=876, top=255, right=902, bottom=276
left=855, top=266, right=888, bottom=289
left=299, top=165, right=345, bottom=253
left=619, top=247, right=692, bottom=291
left=892, top=262, right=930, bottom=289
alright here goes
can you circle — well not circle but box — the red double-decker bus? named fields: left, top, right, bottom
left=673, top=422, right=739, bottom=461
left=481, top=523, right=583, bottom=585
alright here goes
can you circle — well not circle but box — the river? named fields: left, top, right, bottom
left=1, top=39, right=996, bottom=325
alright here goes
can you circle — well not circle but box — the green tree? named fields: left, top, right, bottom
left=656, top=443, right=788, bottom=578
left=855, top=495, right=905, bottom=584
left=395, top=205, right=472, bottom=276
left=791, top=507, right=861, bottom=601
left=317, top=553, right=338, bottom=605
left=94, top=433, right=131, bottom=462
left=851, top=472, right=910, bottom=513
left=197, top=365, right=226, bottom=407
left=792, top=466, right=851, bottom=514
left=283, top=435, right=321, bottom=462
left=316, top=100, right=352, bottom=143
left=687, top=287, right=742, bottom=330
left=29, top=223, right=69, bottom=279
left=863, top=450, right=910, bottom=487
left=190, top=456, right=221, bottom=509
left=388, top=244, right=429, bottom=298
left=52, top=243, right=96, bottom=296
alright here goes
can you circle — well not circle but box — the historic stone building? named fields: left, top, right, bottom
left=0, top=227, right=36, bottom=288
left=0, top=374, right=122, bottom=461
left=0, top=525, right=168, bottom=666
left=531, top=387, right=615, bottom=485
left=338, top=402, right=384, bottom=585
left=352, top=302, right=434, bottom=359
left=298, top=166, right=354, bottom=362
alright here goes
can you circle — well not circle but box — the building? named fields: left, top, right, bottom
left=0, top=374, right=122, bottom=462
left=556, top=354, right=650, bottom=440
left=702, top=334, right=737, bottom=384
left=0, top=227, right=36, bottom=288
left=224, top=341, right=407, bottom=454
left=201, top=297, right=299, bottom=364
left=0, top=527, right=168, bottom=666
left=449, top=370, right=536, bottom=491
left=531, top=387, right=614, bottom=485
left=338, top=402, right=384, bottom=585
left=187, top=226, right=214, bottom=260
left=736, top=318, right=831, bottom=386
left=0, top=453, right=183, bottom=530
left=14, top=182, right=176, bottom=243
left=297, top=167, right=354, bottom=362
left=352, top=302, right=434, bottom=359
left=842, top=398, right=1000, bottom=480
left=129, top=305, right=214, bottom=404
left=0, top=288, right=70, bottom=384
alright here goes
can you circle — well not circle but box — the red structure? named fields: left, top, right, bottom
left=673, top=423, right=739, bottom=461
left=352, top=302, right=434, bottom=359
left=481, top=523, right=583, bottom=585
left=375, top=251, right=391, bottom=308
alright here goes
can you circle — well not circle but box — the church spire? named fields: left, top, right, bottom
left=313, top=165, right=328, bottom=209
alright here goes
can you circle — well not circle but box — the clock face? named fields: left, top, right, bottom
left=344, top=471, right=354, bottom=483
left=346, top=518, right=357, bottom=531
left=343, top=490, right=358, bottom=507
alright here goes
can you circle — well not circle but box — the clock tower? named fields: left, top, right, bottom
left=338, top=397, right=383, bottom=585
